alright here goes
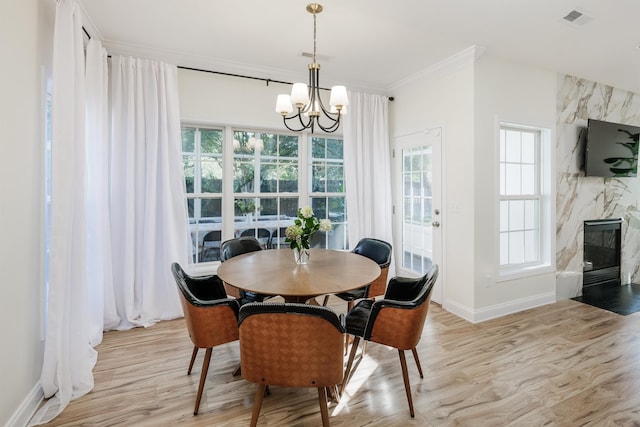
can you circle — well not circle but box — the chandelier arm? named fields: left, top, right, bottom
left=281, top=109, right=314, bottom=132
left=317, top=97, right=338, bottom=116
left=282, top=119, right=306, bottom=133
left=315, top=113, right=342, bottom=133
left=297, top=108, right=314, bottom=130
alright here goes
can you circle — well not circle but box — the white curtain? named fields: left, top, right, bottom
left=30, top=1, right=97, bottom=423
left=109, top=56, right=190, bottom=330
left=85, top=39, right=118, bottom=337
left=343, top=92, right=395, bottom=272
left=31, top=5, right=189, bottom=423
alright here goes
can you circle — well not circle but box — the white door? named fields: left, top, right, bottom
left=393, top=128, right=443, bottom=304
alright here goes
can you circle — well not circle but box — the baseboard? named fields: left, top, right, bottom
left=442, top=299, right=475, bottom=323
left=5, top=383, right=43, bottom=427
left=443, top=291, right=556, bottom=324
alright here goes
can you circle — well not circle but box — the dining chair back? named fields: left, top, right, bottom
left=324, top=238, right=392, bottom=310
left=238, top=303, right=345, bottom=427
left=170, top=262, right=240, bottom=415
left=341, top=264, right=439, bottom=418
left=220, top=237, right=267, bottom=303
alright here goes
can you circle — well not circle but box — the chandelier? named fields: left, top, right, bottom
left=275, top=3, right=348, bottom=133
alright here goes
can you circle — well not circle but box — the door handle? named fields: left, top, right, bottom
left=432, top=221, right=440, bottom=227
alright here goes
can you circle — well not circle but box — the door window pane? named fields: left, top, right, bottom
left=401, top=145, right=433, bottom=274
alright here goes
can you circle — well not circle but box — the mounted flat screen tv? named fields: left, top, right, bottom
left=584, top=119, right=640, bottom=177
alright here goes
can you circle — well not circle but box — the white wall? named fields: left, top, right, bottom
left=1, top=0, right=54, bottom=425
left=473, top=54, right=557, bottom=318
left=389, top=48, right=476, bottom=316
left=178, top=68, right=302, bottom=130
left=389, top=48, right=558, bottom=322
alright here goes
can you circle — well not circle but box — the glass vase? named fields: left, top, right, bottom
left=293, top=247, right=310, bottom=265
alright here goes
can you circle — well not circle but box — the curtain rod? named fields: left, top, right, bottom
left=81, top=27, right=394, bottom=100
left=176, top=65, right=309, bottom=89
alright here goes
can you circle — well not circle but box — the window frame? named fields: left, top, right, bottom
left=182, top=124, right=347, bottom=265
left=497, top=122, right=553, bottom=280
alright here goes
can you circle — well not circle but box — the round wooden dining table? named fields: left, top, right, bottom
left=216, top=248, right=381, bottom=303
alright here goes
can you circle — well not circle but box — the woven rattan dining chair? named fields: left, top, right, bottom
left=322, top=238, right=392, bottom=310
left=171, top=262, right=241, bottom=415
left=238, top=303, right=345, bottom=427
left=220, top=236, right=269, bottom=303
left=340, top=264, right=438, bottom=418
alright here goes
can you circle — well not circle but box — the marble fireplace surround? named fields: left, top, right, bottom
left=557, top=75, right=640, bottom=298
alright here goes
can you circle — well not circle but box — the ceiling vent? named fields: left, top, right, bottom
left=301, top=51, right=332, bottom=61
left=563, top=10, right=583, bottom=22
left=562, top=8, right=591, bottom=26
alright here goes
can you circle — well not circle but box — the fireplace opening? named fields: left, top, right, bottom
left=583, top=218, right=622, bottom=289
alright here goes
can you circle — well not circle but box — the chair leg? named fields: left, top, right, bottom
left=344, top=334, right=350, bottom=355
left=327, top=384, right=340, bottom=403
left=343, top=300, right=357, bottom=352
left=411, top=347, right=424, bottom=378
left=250, top=384, right=267, bottom=427
left=232, top=363, right=241, bottom=377
left=188, top=346, right=198, bottom=375
left=321, top=295, right=330, bottom=306
left=194, top=347, right=212, bottom=415
left=398, top=349, right=415, bottom=417
left=340, top=336, right=361, bottom=396
left=318, top=387, right=330, bottom=427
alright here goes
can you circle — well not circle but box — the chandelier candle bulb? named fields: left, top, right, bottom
left=275, top=94, right=293, bottom=115
left=329, top=85, right=348, bottom=109
left=290, top=83, right=310, bottom=107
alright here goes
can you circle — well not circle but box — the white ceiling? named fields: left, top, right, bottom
left=79, top=0, right=640, bottom=95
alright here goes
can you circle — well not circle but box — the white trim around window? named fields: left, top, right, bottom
left=497, top=122, right=554, bottom=281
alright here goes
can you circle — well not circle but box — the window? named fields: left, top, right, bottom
left=182, top=126, right=347, bottom=264
left=310, top=136, right=347, bottom=249
left=499, top=124, right=550, bottom=273
left=181, top=127, right=223, bottom=262
left=233, top=130, right=300, bottom=249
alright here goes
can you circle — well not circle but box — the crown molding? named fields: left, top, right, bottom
left=388, top=45, right=486, bottom=92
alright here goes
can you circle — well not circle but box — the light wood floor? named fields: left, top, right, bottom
left=39, top=296, right=640, bottom=426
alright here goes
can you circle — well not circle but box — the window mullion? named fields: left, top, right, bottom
left=222, top=126, right=235, bottom=241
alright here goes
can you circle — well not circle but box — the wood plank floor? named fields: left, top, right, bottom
left=38, top=297, right=640, bottom=426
